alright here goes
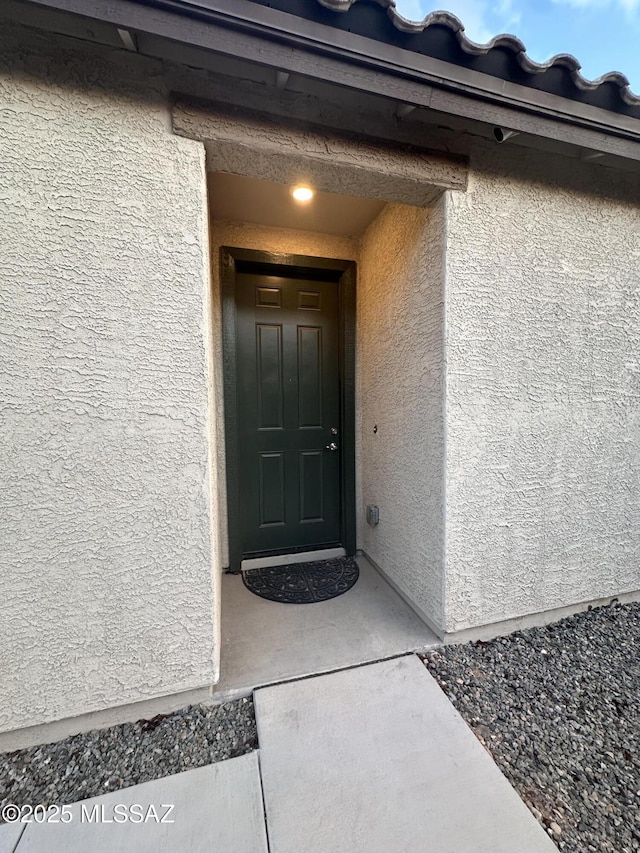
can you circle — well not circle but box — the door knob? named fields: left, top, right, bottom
left=325, top=442, right=338, bottom=451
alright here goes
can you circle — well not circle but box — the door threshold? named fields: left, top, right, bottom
left=241, top=547, right=346, bottom=572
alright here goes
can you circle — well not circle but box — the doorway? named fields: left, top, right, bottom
left=221, top=248, right=356, bottom=572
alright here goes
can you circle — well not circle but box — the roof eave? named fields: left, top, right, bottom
left=21, top=0, right=640, bottom=162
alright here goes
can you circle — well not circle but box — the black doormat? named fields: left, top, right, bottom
left=242, top=556, right=359, bottom=604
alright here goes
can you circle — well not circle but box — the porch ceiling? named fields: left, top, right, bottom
left=209, top=172, right=385, bottom=239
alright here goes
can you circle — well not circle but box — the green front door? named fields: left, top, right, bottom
left=235, top=272, right=342, bottom=557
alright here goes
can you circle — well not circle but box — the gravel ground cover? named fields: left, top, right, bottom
left=422, top=601, right=640, bottom=853
left=0, top=697, right=257, bottom=820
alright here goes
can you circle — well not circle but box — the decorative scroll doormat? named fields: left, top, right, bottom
left=242, top=556, right=359, bottom=604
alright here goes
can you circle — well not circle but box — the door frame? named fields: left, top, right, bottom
left=221, top=247, right=357, bottom=573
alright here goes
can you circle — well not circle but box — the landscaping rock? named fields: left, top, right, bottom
left=0, top=697, right=257, bottom=818
left=422, top=601, right=640, bottom=853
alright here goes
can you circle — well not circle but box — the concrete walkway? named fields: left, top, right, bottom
left=1, top=656, right=557, bottom=853
left=2, top=754, right=268, bottom=853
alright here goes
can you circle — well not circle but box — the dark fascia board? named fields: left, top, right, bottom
left=21, top=0, right=640, bottom=161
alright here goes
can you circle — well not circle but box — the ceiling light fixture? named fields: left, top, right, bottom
left=291, top=185, right=314, bottom=202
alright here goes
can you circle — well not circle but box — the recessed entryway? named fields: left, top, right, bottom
left=204, top=136, right=451, bottom=637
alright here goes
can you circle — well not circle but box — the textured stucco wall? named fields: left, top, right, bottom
left=445, top=143, right=640, bottom=632
left=0, top=22, right=219, bottom=733
left=358, top=203, right=446, bottom=632
left=208, top=218, right=359, bottom=567
left=174, top=102, right=467, bottom=207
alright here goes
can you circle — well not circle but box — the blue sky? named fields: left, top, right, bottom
left=394, top=0, right=640, bottom=92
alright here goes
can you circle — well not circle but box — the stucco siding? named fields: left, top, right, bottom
left=358, top=202, right=446, bottom=632
left=0, top=22, right=218, bottom=733
left=445, top=143, right=640, bottom=632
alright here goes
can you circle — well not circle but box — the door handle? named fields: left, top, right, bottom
left=325, top=442, right=338, bottom=452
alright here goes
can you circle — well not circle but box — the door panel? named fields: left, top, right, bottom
left=236, top=272, right=341, bottom=557
left=256, top=324, right=284, bottom=429
left=299, top=450, right=324, bottom=522
left=258, top=452, right=286, bottom=527
left=297, top=326, right=323, bottom=428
